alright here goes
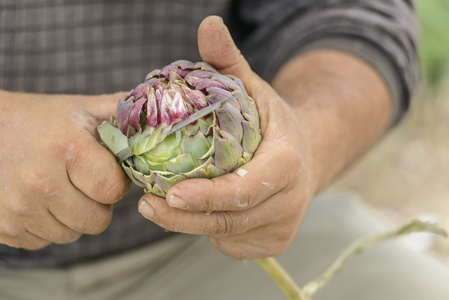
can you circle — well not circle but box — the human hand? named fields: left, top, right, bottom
left=0, top=91, right=130, bottom=249
left=137, top=16, right=313, bottom=259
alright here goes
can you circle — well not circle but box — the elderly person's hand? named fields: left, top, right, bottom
left=0, top=91, right=130, bottom=249
left=138, top=16, right=393, bottom=259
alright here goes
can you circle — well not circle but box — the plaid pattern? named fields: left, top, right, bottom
left=0, top=0, right=419, bottom=268
left=0, top=0, right=229, bottom=94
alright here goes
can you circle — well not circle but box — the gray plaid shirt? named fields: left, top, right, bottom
left=0, top=0, right=419, bottom=268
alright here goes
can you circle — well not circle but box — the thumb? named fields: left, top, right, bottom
left=80, top=91, right=125, bottom=122
left=198, top=16, right=272, bottom=132
left=198, top=16, right=255, bottom=87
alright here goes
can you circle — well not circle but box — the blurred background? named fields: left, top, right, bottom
left=331, top=0, right=449, bottom=267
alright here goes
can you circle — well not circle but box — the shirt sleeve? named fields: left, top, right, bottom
left=228, top=0, right=420, bottom=124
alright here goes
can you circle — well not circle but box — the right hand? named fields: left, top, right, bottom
left=0, top=90, right=130, bottom=250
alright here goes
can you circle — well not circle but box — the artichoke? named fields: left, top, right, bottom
left=98, top=60, right=261, bottom=197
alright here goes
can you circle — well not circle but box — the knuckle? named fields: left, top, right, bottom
left=47, top=225, right=83, bottom=244
left=1, top=222, right=26, bottom=238
left=82, top=205, right=112, bottom=234
left=213, top=212, right=241, bottom=236
left=20, top=171, right=57, bottom=199
left=101, top=176, right=130, bottom=204
left=234, top=188, right=252, bottom=210
left=209, top=176, right=253, bottom=211
left=88, top=172, right=130, bottom=205
left=54, top=230, right=83, bottom=244
left=60, top=140, right=82, bottom=163
left=157, top=208, right=182, bottom=233
left=3, top=196, right=28, bottom=216
left=0, top=231, right=50, bottom=250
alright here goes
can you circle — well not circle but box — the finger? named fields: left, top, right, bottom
left=0, top=230, right=50, bottom=250
left=65, top=134, right=130, bottom=204
left=80, top=92, right=125, bottom=122
left=198, top=16, right=256, bottom=89
left=166, top=141, right=300, bottom=212
left=46, top=181, right=113, bottom=235
left=23, top=212, right=82, bottom=244
left=208, top=223, right=295, bottom=259
left=198, top=15, right=275, bottom=133
left=139, top=194, right=262, bottom=236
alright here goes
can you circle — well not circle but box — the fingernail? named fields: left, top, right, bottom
left=169, top=195, right=187, bottom=209
left=139, top=200, right=155, bottom=218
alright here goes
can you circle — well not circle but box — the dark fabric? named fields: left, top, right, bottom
left=235, top=0, right=419, bottom=115
left=0, top=0, right=419, bottom=268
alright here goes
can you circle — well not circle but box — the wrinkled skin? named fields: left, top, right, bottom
left=0, top=16, right=391, bottom=255
left=0, top=92, right=130, bottom=249
left=138, top=16, right=393, bottom=259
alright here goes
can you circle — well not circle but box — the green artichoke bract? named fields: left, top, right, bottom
left=98, top=60, right=261, bottom=197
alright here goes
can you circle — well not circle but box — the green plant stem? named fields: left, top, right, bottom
left=256, top=257, right=307, bottom=300
left=256, top=220, right=447, bottom=300
left=301, top=220, right=448, bottom=297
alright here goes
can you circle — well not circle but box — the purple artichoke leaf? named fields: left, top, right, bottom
left=214, top=130, right=243, bottom=172
left=145, top=69, right=161, bottom=81
left=232, top=91, right=259, bottom=129
left=194, top=78, right=227, bottom=91
left=215, top=103, right=244, bottom=143
left=116, top=96, right=135, bottom=136
left=169, top=89, right=194, bottom=121
left=194, top=62, right=219, bottom=73
left=146, top=88, right=158, bottom=127
left=131, top=83, right=148, bottom=100
left=243, top=112, right=260, bottom=134
left=183, top=87, right=208, bottom=110
left=184, top=70, right=214, bottom=79
left=128, top=96, right=146, bottom=132
left=205, top=86, right=234, bottom=105
left=226, top=75, right=248, bottom=96
left=175, top=60, right=196, bottom=70
left=161, top=64, right=189, bottom=78
left=168, top=71, right=185, bottom=84
left=210, top=73, right=242, bottom=92
left=145, top=77, right=159, bottom=87
left=242, top=120, right=261, bottom=154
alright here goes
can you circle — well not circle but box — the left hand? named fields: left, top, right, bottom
left=138, top=16, right=314, bottom=259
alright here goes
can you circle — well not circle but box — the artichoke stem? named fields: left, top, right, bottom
left=256, top=257, right=306, bottom=300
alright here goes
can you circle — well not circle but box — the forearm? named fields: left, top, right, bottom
left=272, top=49, right=393, bottom=194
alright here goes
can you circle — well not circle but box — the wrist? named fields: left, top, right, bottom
left=273, top=49, right=393, bottom=195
